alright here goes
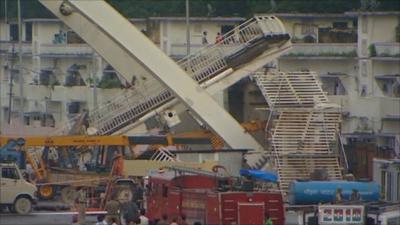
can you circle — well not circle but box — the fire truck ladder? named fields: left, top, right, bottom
left=254, top=71, right=343, bottom=192
left=40, top=0, right=291, bottom=168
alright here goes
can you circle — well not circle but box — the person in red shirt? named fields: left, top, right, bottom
left=215, top=32, right=223, bottom=44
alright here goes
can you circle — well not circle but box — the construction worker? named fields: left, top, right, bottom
left=122, top=200, right=139, bottom=225
left=105, top=192, right=121, bottom=225
left=74, top=187, right=87, bottom=225
left=335, top=188, right=344, bottom=203
left=350, top=189, right=361, bottom=201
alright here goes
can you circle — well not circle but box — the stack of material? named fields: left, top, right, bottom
left=254, top=71, right=343, bottom=192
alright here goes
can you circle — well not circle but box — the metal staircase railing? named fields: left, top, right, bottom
left=254, top=71, right=329, bottom=108
left=54, top=16, right=290, bottom=135
left=254, top=71, right=343, bottom=192
left=150, top=147, right=178, bottom=162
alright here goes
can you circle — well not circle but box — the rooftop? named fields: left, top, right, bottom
left=20, top=17, right=245, bottom=24
left=273, top=13, right=356, bottom=19
left=345, top=11, right=400, bottom=16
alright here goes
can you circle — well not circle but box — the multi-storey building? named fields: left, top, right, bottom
left=1, top=12, right=399, bottom=165
left=0, top=17, right=243, bottom=134
left=275, top=12, right=399, bottom=158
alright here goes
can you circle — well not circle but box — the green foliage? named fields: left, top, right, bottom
left=97, top=75, right=122, bottom=89
left=396, top=25, right=400, bottom=43
left=1, top=0, right=399, bottom=19
left=368, top=44, right=377, bottom=57
left=286, top=50, right=357, bottom=57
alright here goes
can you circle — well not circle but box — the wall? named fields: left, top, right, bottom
left=368, top=15, right=399, bottom=43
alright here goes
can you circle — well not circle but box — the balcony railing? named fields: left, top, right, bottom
left=39, top=44, right=94, bottom=57
left=0, top=41, right=32, bottom=55
left=374, top=42, right=400, bottom=57
left=283, top=43, right=357, bottom=58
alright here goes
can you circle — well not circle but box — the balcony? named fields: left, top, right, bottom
left=0, top=41, right=32, bottom=55
left=282, top=43, right=357, bottom=59
left=38, top=43, right=94, bottom=58
left=372, top=42, right=400, bottom=59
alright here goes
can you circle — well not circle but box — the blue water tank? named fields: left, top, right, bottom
left=288, top=181, right=380, bottom=205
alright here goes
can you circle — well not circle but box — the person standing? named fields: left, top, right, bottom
left=202, top=31, right=208, bottom=45
left=74, top=187, right=86, bottom=225
left=335, top=188, right=344, bottom=203
left=215, top=32, right=223, bottom=44
left=169, top=218, right=178, bottom=225
left=122, top=200, right=140, bottom=225
left=105, top=195, right=121, bottom=225
left=139, top=209, right=149, bottom=225
left=350, top=189, right=361, bottom=201
left=96, top=215, right=107, bottom=225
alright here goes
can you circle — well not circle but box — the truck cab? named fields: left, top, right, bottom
left=0, top=162, right=37, bottom=214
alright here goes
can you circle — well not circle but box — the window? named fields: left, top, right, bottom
left=9, top=24, right=19, bottom=41
left=333, top=22, right=348, bottom=29
left=25, top=22, right=32, bottom=42
left=301, top=23, right=315, bottom=35
left=381, top=170, right=386, bottom=199
left=221, top=25, right=234, bottom=35
left=1, top=167, right=19, bottom=179
left=387, top=172, right=392, bottom=201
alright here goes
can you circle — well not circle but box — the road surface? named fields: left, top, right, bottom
left=0, top=211, right=99, bottom=225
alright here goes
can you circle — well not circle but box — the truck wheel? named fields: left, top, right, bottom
left=115, top=186, right=133, bottom=202
left=61, top=186, right=77, bottom=204
left=38, top=185, right=55, bottom=200
left=13, top=197, right=32, bottom=214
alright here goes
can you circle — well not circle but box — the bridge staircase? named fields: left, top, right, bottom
left=254, top=71, right=343, bottom=192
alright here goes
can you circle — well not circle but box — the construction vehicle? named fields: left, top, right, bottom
left=0, top=130, right=237, bottom=203
left=146, top=166, right=285, bottom=225
left=0, top=162, right=37, bottom=214
left=0, top=138, right=26, bottom=169
left=39, top=0, right=292, bottom=171
left=0, top=119, right=266, bottom=201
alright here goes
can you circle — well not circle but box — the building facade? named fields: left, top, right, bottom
left=272, top=12, right=400, bottom=164
left=0, top=13, right=399, bottom=161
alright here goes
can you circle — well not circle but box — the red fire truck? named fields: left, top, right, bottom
left=146, top=167, right=285, bottom=225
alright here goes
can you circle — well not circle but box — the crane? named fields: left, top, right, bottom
left=38, top=0, right=291, bottom=168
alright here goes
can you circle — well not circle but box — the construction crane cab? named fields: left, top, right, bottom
left=0, top=138, right=26, bottom=169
